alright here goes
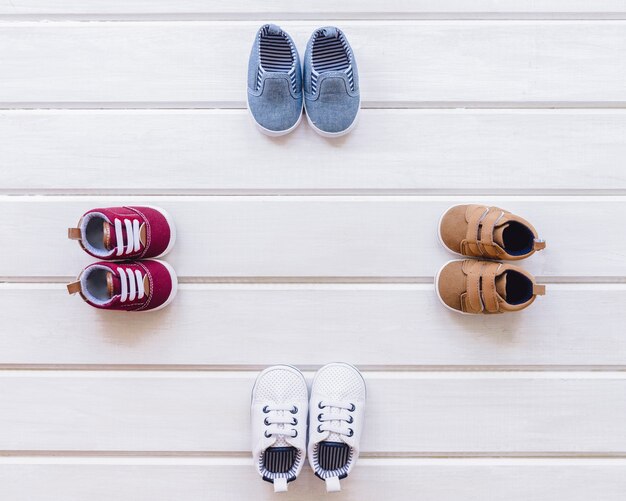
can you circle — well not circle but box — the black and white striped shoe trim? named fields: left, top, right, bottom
left=310, top=28, right=354, bottom=95
left=258, top=447, right=303, bottom=492
left=257, top=25, right=298, bottom=94
left=312, top=441, right=353, bottom=485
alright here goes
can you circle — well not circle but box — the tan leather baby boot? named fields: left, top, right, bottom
left=438, top=204, right=545, bottom=260
left=435, top=259, right=545, bottom=314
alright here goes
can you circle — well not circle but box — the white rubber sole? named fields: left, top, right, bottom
left=434, top=259, right=472, bottom=315
left=304, top=99, right=360, bottom=138
left=247, top=95, right=303, bottom=137
left=141, top=205, right=177, bottom=259
left=143, top=258, right=178, bottom=312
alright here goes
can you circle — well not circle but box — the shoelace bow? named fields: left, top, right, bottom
left=317, top=400, right=355, bottom=437
left=263, top=404, right=298, bottom=439
left=114, top=218, right=142, bottom=256
left=117, top=267, right=145, bottom=303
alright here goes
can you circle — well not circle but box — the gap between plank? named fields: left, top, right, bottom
left=3, top=189, right=626, bottom=196
left=0, top=451, right=626, bottom=466
left=0, top=364, right=626, bottom=372
left=5, top=101, right=626, bottom=110
left=3, top=14, right=626, bottom=21
left=3, top=194, right=624, bottom=202
left=0, top=370, right=624, bottom=378
left=2, top=451, right=626, bottom=460
left=2, top=277, right=626, bottom=284
left=3, top=282, right=625, bottom=289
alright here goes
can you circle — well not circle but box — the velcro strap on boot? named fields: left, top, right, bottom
left=462, top=261, right=484, bottom=313
left=463, top=207, right=488, bottom=257
left=462, top=206, right=505, bottom=258
left=477, top=209, right=505, bottom=259
left=461, top=260, right=503, bottom=314
left=481, top=263, right=501, bottom=313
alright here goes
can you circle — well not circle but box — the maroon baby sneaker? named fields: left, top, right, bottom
left=68, top=206, right=176, bottom=260
left=67, top=259, right=178, bottom=311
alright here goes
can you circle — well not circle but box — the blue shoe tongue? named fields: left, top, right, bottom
left=266, top=24, right=281, bottom=35
left=321, top=27, right=338, bottom=38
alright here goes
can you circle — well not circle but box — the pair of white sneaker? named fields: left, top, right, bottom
left=251, top=363, right=366, bottom=493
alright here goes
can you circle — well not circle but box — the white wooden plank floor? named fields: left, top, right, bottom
left=3, top=110, right=626, bottom=194
left=3, top=1, right=626, bottom=19
left=3, top=21, right=626, bottom=107
left=1, top=2, right=624, bottom=499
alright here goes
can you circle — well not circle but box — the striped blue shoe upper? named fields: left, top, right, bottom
left=304, top=27, right=360, bottom=135
left=247, top=24, right=303, bottom=134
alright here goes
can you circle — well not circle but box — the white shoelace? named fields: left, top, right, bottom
left=263, top=404, right=298, bottom=439
left=317, top=400, right=355, bottom=437
left=114, top=218, right=141, bottom=256
left=117, top=267, right=145, bottom=303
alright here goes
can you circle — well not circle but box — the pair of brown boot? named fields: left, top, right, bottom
left=436, top=205, right=546, bottom=314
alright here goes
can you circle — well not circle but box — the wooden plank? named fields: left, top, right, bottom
left=3, top=109, right=626, bottom=193
left=2, top=1, right=626, bottom=19
left=2, top=457, right=626, bottom=501
left=0, top=371, right=625, bottom=453
left=1, top=283, right=625, bottom=367
left=2, top=21, right=626, bottom=107
left=1, top=196, right=623, bottom=279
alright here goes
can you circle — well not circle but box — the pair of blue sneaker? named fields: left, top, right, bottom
left=247, top=24, right=360, bottom=137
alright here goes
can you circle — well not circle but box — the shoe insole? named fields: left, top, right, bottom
left=502, top=222, right=534, bottom=256
left=312, top=35, right=350, bottom=73
left=85, top=217, right=106, bottom=251
left=317, top=441, right=350, bottom=471
left=85, top=268, right=111, bottom=301
left=263, top=446, right=297, bottom=474
left=505, top=270, right=534, bottom=305
left=260, top=29, right=293, bottom=73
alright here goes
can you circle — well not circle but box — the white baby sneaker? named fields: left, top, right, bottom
left=308, top=362, right=366, bottom=492
left=251, top=365, right=308, bottom=493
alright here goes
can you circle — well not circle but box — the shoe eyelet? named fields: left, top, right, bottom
left=318, top=402, right=325, bottom=409
left=347, top=415, right=354, bottom=424
left=264, top=417, right=270, bottom=426
left=291, top=418, right=298, bottom=426
left=292, top=430, right=298, bottom=438
left=290, top=406, right=298, bottom=414
left=263, top=405, right=270, bottom=414
left=317, top=424, right=323, bottom=433
left=348, top=428, right=354, bottom=437
left=317, top=413, right=323, bottom=422
left=264, top=430, right=271, bottom=438
left=349, top=403, right=356, bottom=412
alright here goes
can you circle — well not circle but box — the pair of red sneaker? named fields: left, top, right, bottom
left=66, top=206, right=178, bottom=312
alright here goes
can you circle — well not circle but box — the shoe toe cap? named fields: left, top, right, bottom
left=439, top=205, right=471, bottom=254
left=436, top=260, right=467, bottom=312
left=305, top=78, right=359, bottom=134
left=248, top=79, right=302, bottom=133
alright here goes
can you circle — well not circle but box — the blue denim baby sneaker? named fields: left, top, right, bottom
left=247, top=24, right=303, bottom=136
left=303, top=27, right=360, bottom=137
